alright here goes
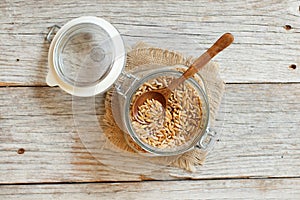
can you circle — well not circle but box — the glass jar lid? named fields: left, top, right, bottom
left=47, top=16, right=126, bottom=97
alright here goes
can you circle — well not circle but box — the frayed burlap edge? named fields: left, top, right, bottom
left=103, top=42, right=225, bottom=172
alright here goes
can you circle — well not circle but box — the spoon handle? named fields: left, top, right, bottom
left=168, top=33, right=234, bottom=91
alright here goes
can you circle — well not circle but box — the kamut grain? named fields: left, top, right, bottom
left=130, top=74, right=203, bottom=149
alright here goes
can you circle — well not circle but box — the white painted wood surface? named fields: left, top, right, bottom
left=0, top=0, right=299, bottom=85
left=1, top=179, right=300, bottom=199
left=1, top=0, right=300, bottom=199
left=0, top=84, right=299, bottom=182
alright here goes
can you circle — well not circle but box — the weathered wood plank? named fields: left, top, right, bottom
left=1, top=178, right=300, bottom=199
left=0, top=84, right=299, bottom=183
left=0, top=0, right=299, bottom=85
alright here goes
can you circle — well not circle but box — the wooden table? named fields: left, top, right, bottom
left=1, top=0, right=300, bottom=199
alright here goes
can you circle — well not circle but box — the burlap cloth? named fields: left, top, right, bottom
left=103, top=42, right=225, bottom=172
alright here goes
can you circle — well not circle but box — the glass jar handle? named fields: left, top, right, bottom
left=196, top=127, right=217, bottom=152
left=45, top=25, right=61, bottom=43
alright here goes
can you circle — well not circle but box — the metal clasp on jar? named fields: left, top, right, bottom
left=115, top=72, right=139, bottom=96
left=45, top=25, right=61, bottom=43
left=196, top=127, right=217, bottom=152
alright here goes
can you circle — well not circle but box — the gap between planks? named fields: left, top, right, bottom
left=1, top=82, right=300, bottom=88
left=1, top=176, right=300, bottom=186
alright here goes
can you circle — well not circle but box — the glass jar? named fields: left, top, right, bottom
left=46, top=16, right=216, bottom=157
left=111, top=64, right=216, bottom=156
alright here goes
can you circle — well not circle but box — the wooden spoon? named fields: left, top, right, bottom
left=132, top=33, right=234, bottom=123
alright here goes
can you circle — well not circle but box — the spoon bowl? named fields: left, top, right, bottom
left=133, top=90, right=168, bottom=109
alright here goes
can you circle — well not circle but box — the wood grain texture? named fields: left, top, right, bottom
left=0, top=84, right=299, bottom=183
left=0, top=0, right=299, bottom=85
left=1, top=0, right=300, bottom=197
left=1, top=178, right=300, bottom=199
